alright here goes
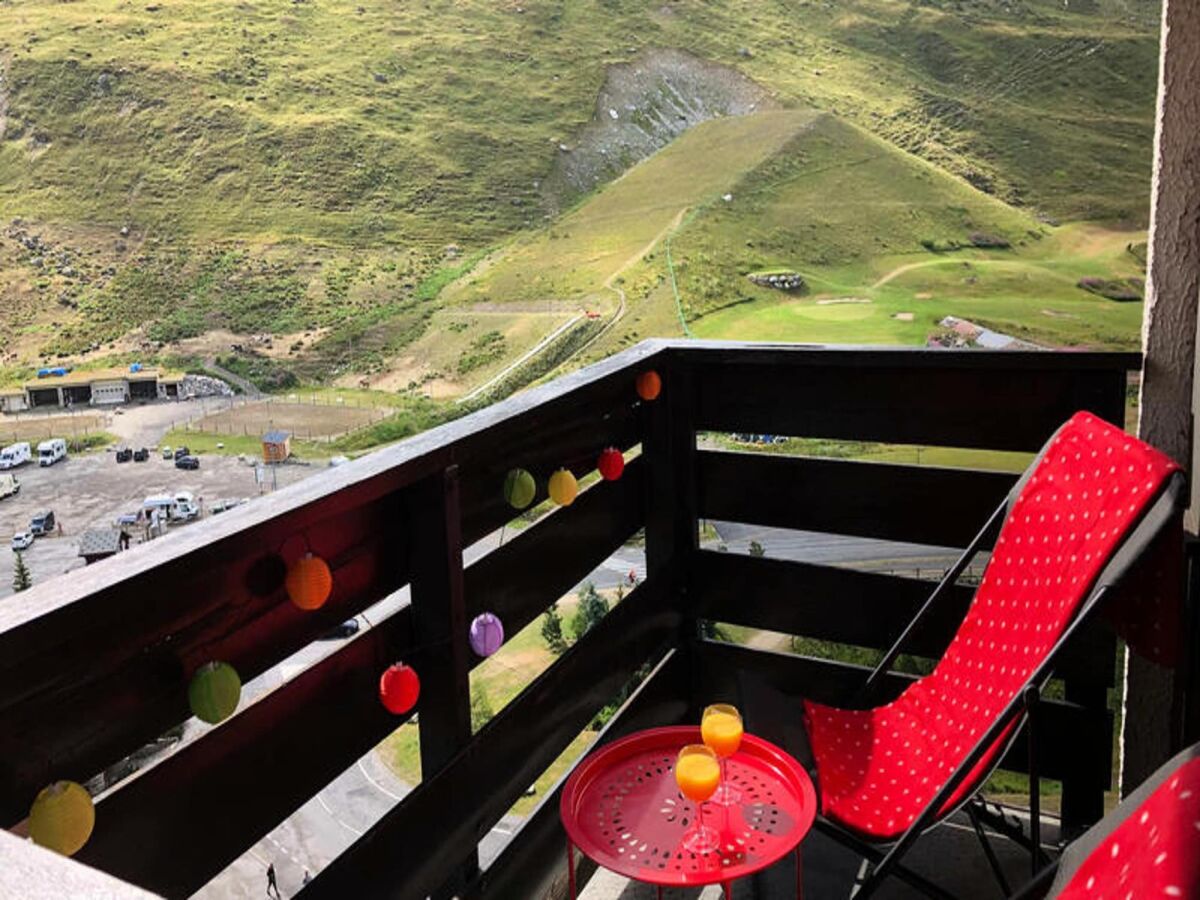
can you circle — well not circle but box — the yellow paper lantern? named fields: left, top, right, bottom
left=29, top=781, right=94, bottom=857
left=548, top=468, right=578, bottom=506
left=286, top=553, right=333, bottom=611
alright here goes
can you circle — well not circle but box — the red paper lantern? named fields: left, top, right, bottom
left=379, top=662, right=420, bottom=715
left=286, top=553, right=333, bottom=611
left=597, top=447, right=625, bottom=481
left=636, top=370, right=662, bottom=402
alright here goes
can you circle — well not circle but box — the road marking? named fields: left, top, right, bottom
left=357, top=758, right=407, bottom=802
left=316, top=792, right=364, bottom=837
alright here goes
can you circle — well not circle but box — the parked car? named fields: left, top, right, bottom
left=318, top=619, right=360, bottom=641
left=29, top=511, right=55, bottom=536
left=161, top=446, right=173, bottom=460
left=11, top=531, right=34, bottom=551
left=175, top=455, right=200, bottom=471
left=174, top=446, right=190, bottom=460
left=115, top=448, right=133, bottom=463
left=133, top=448, right=150, bottom=462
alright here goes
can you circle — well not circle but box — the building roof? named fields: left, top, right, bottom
left=23, top=366, right=164, bottom=390
left=263, top=430, right=291, bottom=444
left=0, top=388, right=23, bottom=397
left=77, top=529, right=122, bottom=558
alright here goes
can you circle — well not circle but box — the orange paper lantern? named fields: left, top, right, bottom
left=286, top=553, right=333, bottom=611
left=636, top=370, right=662, bottom=401
left=380, top=662, right=421, bottom=715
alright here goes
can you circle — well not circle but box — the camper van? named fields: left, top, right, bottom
left=0, top=443, right=31, bottom=469
left=171, top=491, right=201, bottom=522
left=0, top=474, right=19, bottom=501
left=37, top=439, right=66, bottom=467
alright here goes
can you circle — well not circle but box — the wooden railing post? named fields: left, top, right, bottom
left=409, top=465, right=477, bottom=894
left=643, top=356, right=699, bottom=665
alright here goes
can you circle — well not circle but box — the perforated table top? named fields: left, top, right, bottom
left=560, top=726, right=817, bottom=888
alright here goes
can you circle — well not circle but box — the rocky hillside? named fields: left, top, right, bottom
left=0, top=0, right=1163, bottom=379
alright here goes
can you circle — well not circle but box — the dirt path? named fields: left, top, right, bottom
left=204, top=357, right=262, bottom=399
left=871, top=258, right=957, bottom=289
left=456, top=314, right=584, bottom=404
left=571, top=206, right=691, bottom=362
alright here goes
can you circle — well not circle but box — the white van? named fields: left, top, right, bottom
left=0, top=474, right=19, bottom=500
left=171, top=491, right=200, bottom=522
left=0, top=442, right=31, bottom=469
left=37, top=439, right=66, bottom=467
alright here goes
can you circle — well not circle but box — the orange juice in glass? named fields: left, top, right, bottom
left=702, top=704, right=744, bottom=806
left=675, top=744, right=721, bottom=852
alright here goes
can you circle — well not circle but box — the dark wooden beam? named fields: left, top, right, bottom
left=409, top=468, right=477, bottom=895
left=679, top=346, right=1134, bottom=451
left=301, top=579, right=681, bottom=900
left=689, top=550, right=1115, bottom=689
left=692, top=640, right=1113, bottom=788
left=697, top=451, right=1017, bottom=549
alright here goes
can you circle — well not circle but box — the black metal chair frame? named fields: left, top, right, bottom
left=821, top=463, right=1186, bottom=900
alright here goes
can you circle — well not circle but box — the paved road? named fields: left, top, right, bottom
left=204, top=358, right=263, bottom=399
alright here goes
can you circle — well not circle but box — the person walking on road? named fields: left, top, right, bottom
left=266, top=862, right=281, bottom=899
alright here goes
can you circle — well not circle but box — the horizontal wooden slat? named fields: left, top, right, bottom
left=681, top=345, right=1135, bottom=451
left=302, top=577, right=682, bottom=900
left=0, top=492, right=410, bottom=827
left=0, top=341, right=667, bottom=827
left=77, top=464, right=648, bottom=895
left=465, top=457, right=646, bottom=628
left=692, top=640, right=1113, bottom=788
left=77, top=604, right=416, bottom=895
left=466, top=649, right=691, bottom=900
left=689, top=550, right=1116, bottom=688
left=697, top=451, right=1017, bottom=548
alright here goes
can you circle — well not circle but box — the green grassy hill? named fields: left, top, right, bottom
left=0, top=0, right=1161, bottom=385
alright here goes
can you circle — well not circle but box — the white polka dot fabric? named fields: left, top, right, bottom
left=803, top=412, right=1181, bottom=840
left=1058, top=757, right=1200, bottom=899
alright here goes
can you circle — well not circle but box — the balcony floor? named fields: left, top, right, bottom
left=579, top=807, right=1056, bottom=899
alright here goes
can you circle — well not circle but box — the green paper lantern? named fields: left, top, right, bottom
left=189, top=661, right=242, bottom=725
left=503, top=468, right=536, bottom=510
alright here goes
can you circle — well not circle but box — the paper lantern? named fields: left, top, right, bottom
left=469, top=612, right=505, bottom=657
left=380, top=662, right=421, bottom=715
left=285, top=553, right=333, bottom=611
left=636, top=370, right=662, bottom=402
left=29, top=781, right=95, bottom=857
left=189, top=661, right=242, bottom=724
left=503, top=468, right=536, bottom=510
left=597, top=447, right=625, bottom=481
left=548, top=468, right=578, bottom=506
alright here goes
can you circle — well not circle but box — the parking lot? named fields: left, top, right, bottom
left=0, top=449, right=319, bottom=599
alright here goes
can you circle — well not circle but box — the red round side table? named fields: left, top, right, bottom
left=560, top=725, right=817, bottom=898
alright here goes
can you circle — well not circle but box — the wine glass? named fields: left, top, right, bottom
left=674, top=744, right=721, bottom=853
left=702, top=703, right=744, bottom=806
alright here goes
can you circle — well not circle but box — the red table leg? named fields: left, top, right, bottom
left=723, top=882, right=732, bottom=899
left=567, top=840, right=576, bottom=900
left=796, top=846, right=804, bottom=899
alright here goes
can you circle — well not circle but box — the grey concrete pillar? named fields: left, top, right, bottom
left=1125, top=0, right=1200, bottom=794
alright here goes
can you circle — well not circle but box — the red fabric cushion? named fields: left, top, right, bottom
left=804, top=412, right=1180, bottom=840
left=1058, top=757, right=1200, bottom=899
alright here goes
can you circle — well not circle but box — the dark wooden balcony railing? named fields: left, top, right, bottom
left=0, top=340, right=1139, bottom=899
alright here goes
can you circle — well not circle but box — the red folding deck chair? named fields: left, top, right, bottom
left=801, top=412, right=1184, bottom=899
left=1012, top=740, right=1200, bottom=899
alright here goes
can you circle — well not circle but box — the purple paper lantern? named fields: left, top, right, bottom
left=469, top=612, right=505, bottom=658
